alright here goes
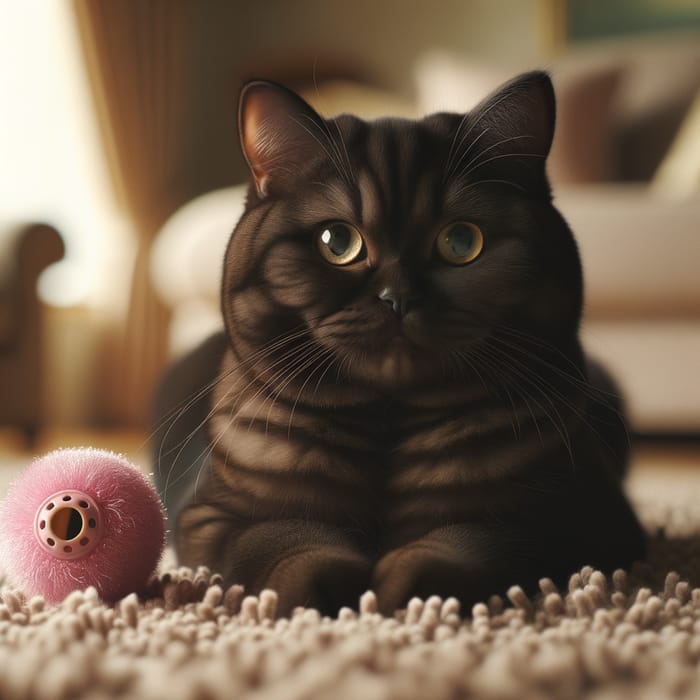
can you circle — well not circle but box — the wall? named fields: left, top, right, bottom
left=176, top=0, right=545, bottom=195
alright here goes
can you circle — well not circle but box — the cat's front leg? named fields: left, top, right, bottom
left=372, top=524, right=518, bottom=615
left=373, top=471, right=647, bottom=615
left=231, top=520, right=373, bottom=617
left=177, top=507, right=372, bottom=617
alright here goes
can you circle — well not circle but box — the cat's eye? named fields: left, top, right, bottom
left=436, top=222, right=484, bottom=265
left=316, top=223, right=366, bottom=266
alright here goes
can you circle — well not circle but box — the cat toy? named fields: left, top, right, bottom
left=0, top=448, right=166, bottom=604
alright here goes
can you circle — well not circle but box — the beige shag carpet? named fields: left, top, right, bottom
left=2, top=478, right=700, bottom=700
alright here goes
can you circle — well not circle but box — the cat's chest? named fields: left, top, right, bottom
left=373, top=393, right=576, bottom=545
left=210, top=349, right=576, bottom=512
left=320, top=388, right=529, bottom=478
left=209, top=357, right=578, bottom=536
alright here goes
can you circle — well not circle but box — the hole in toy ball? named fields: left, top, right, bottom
left=46, top=503, right=54, bottom=511
left=80, top=537, right=89, bottom=546
left=39, top=520, right=46, bottom=530
left=64, top=546, right=73, bottom=553
left=50, top=507, right=84, bottom=541
left=88, top=518, right=96, bottom=529
left=78, top=500, right=88, bottom=509
left=47, top=538, right=55, bottom=546
left=62, top=495, right=72, bottom=502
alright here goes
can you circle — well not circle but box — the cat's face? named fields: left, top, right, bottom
left=223, top=73, right=582, bottom=388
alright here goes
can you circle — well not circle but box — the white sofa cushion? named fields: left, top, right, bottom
left=556, top=184, right=700, bottom=318
left=151, top=183, right=700, bottom=430
left=583, top=319, right=700, bottom=431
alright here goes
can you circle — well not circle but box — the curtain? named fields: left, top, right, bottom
left=74, top=0, right=189, bottom=426
left=72, top=0, right=377, bottom=425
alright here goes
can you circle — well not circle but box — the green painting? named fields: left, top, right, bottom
left=567, top=0, right=700, bottom=39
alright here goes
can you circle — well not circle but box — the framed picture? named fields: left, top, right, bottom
left=540, top=0, right=700, bottom=51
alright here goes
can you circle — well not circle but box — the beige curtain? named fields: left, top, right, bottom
left=72, top=0, right=376, bottom=425
left=74, top=0, right=189, bottom=426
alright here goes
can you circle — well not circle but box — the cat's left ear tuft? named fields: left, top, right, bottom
left=238, top=80, right=327, bottom=197
left=454, top=71, right=556, bottom=193
left=474, top=71, right=556, bottom=160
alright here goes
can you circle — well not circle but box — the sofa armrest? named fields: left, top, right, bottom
left=554, top=184, right=700, bottom=319
left=150, top=187, right=246, bottom=357
left=0, top=223, right=65, bottom=347
left=0, top=223, right=64, bottom=441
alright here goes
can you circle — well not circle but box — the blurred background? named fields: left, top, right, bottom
left=0, top=0, right=699, bottom=468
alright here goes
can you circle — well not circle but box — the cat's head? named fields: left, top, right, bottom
left=223, top=72, right=582, bottom=388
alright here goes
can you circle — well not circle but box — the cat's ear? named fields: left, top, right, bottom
left=238, top=80, right=326, bottom=197
left=472, top=71, right=555, bottom=157
left=460, top=71, right=555, bottom=191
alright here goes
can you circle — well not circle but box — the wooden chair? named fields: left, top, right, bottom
left=0, top=223, right=64, bottom=443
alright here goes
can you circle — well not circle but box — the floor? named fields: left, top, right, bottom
left=627, top=440, right=700, bottom=519
left=1, top=426, right=699, bottom=594
left=1, top=427, right=699, bottom=508
left=0, top=427, right=151, bottom=497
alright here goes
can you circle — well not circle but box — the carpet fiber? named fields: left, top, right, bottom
left=2, top=479, right=700, bottom=700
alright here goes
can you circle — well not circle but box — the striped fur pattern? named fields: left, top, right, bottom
left=158, top=72, right=645, bottom=616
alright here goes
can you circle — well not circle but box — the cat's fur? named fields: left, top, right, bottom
left=154, top=72, right=646, bottom=617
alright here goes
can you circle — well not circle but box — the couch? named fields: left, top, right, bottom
left=0, top=223, right=65, bottom=442
left=150, top=33, right=700, bottom=434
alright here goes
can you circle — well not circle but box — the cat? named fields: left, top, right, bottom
left=153, top=71, right=646, bottom=617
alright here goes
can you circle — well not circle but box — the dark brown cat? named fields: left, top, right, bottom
left=154, top=72, right=646, bottom=617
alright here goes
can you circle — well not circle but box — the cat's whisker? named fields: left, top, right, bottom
left=162, top=332, right=323, bottom=496
left=171, top=341, right=315, bottom=500
left=475, top=347, right=547, bottom=450
left=451, top=349, right=491, bottom=396
left=454, top=347, right=521, bottom=440
left=320, top=117, right=356, bottom=188
left=225, top=320, right=311, bottom=364
left=469, top=343, right=554, bottom=444
left=161, top=381, right=239, bottom=497
left=154, top=326, right=308, bottom=440
left=335, top=349, right=353, bottom=384
left=442, top=113, right=469, bottom=183
left=312, top=352, right=341, bottom=396
left=150, top=361, right=237, bottom=460
left=461, top=150, right=546, bottom=183
left=329, top=117, right=356, bottom=187
left=493, top=327, right=627, bottom=427
left=450, top=132, right=527, bottom=184
left=482, top=344, right=577, bottom=464
left=444, top=87, right=522, bottom=184
left=227, top=320, right=336, bottom=425
left=261, top=345, right=331, bottom=435
left=455, top=134, right=536, bottom=182
left=235, top=339, right=324, bottom=432
left=233, top=340, right=321, bottom=427
left=155, top=336, right=333, bottom=502
left=494, top=325, right=587, bottom=379
left=489, top=329, right=626, bottom=420
left=188, top=339, right=323, bottom=500
left=451, top=178, right=527, bottom=196
left=487, top=335, right=628, bottom=459
left=156, top=324, right=316, bottom=464
left=468, top=348, right=522, bottom=439
left=156, top=381, right=230, bottom=498
left=444, top=126, right=489, bottom=185
left=286, top=348, right=337, bottom=438
left=293, top=114, right=354, bottom=189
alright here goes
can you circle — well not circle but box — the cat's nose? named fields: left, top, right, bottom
left=378, top=287, right=420, bottom=316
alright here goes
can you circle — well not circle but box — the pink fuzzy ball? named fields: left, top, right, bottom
left=0, top=448, right=166, bottom=604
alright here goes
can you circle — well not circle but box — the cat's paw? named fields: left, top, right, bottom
left=264, top=545, right=372, bottom=618
left=372, top=539, right=483, bottom=616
